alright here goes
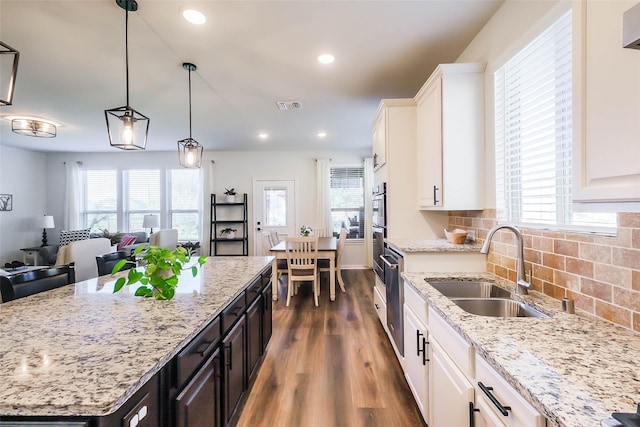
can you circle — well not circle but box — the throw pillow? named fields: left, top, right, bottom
left=59, top=228, right=91, bottom=246
left=118, top=234, right=138, bottom=250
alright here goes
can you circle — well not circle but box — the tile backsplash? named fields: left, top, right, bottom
left=449, top=210, right=640, bottom=332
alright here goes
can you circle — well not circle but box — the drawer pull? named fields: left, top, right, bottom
left=469, top=402, right=480, bottom=427
left=478, top=382, right=511, bottom=416
left=416, top=330, right=429, bottom=364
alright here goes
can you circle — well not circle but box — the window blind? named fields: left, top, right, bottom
left=330, top=166, right=364, bottom=238
left=494, top=9, right=615, bottom=230
left=169, top=169, right=200, bottom=241
left=84, top=170, right=117, bottom=232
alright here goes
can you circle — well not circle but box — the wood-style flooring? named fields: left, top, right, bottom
left=236, top=269, right=426, bottom=427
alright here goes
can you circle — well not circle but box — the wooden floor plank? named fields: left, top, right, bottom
left=236, top=269, right=426, bottom=427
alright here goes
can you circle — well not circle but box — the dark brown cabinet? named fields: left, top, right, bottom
left=175, top=349, right=221, bottom=427
left=223, top=316, right=246, bottom=426
left=261, top=284, right=272, bottom=353
left=246, top=297, right=262, bottom=382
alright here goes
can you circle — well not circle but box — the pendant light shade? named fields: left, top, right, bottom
left=178, top=62, right=203, bottom=168
left=0, top=41, right=20, bottom=106
left=105, top=0, right=149, bottom=151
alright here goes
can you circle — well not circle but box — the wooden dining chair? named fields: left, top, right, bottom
left=318, top=227, right=347, bottom=292
left=0, top=264, right=75, bottom=303
left=96, top=251, right=135, bottom=276
left=263, top=232, right=288, bottom=282
left=311, top=227, right=327, bottom=237
left=284, top=236, right=319, bottom=306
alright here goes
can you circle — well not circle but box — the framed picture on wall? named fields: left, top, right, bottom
left=0, top=194, right=13, bottom=211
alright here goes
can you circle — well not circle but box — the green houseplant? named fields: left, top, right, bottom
left=101, top=229, right=122, bottom=246
left=223, top=187, right=237, bottom=202
left=111, top=245, right=206, bottom=300
left=219, top=227, right=237, bottom=239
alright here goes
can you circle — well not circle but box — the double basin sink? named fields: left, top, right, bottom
left=428, top=280, right=548, bottom=318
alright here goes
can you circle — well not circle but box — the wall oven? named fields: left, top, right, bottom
left=372, top=183, right=387, bottom=282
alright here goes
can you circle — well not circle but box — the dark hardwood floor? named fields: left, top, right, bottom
left=236, top=269, right=426, bottom=427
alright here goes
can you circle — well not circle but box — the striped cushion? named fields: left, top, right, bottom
left=117, top=235, right=138, bottom=250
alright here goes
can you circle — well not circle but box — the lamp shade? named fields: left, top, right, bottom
left=35, top=215, right=55, bottom=229
left=142, top=214, right=159, bottom=229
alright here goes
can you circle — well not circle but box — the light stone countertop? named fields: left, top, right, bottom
left=402, top=272, right=640, bottom=427
left=0, top=256, right=273, bottom=417
left=386, top=237, right=483, bottom=253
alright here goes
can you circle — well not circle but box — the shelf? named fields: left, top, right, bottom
left=210, top=193, right=249, bottom=256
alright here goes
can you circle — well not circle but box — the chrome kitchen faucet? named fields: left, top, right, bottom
left=480, top=225, right=530, bottom=295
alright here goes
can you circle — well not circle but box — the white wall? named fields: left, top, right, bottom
left=45, top=148, right=371, bottom=267
left=0, top=145, right=48, bottom=265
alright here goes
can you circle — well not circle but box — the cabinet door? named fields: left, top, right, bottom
left=223, top=316, right=246, bottom=426
left=372, top=107, right=387, bottom=170
left=403, top=305, right=429, bottom=421
left=246, top=297, right=262, bottom=383
left=261, top=284, right=273, bottom=352
left=175, top=348, right=221, bottom=427
left=474, top=393, right=508, bottom=427
left=417, top=77, right=443, bottom=207
left=429, top=337, right=474, bottom=427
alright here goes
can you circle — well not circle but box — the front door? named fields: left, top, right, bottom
left=253, top=180, right=296, bottom=255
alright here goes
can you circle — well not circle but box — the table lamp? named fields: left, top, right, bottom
left=142, top=214, right=160, bottom=234
left=35, top=215, right=55, bottom=246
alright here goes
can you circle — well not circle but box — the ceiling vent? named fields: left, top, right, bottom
left=276, top=101, right=303, bottom=110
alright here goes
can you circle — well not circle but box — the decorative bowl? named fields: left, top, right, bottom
left=444, top=228, right=468, bottom=244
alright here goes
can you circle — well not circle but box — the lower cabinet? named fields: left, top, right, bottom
left=223, top=315, right=247, bottom=426
left=246, top=297, right=262, bottom=382
left=403, top=303, right=429, bottom=420
left=429, top=337, right=475, bottom=427
left=175, top=349, right=222, bottom=427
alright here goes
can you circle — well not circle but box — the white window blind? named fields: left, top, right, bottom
left=126, top=169, right=161, bottom=231
left=494, top=9, right=615, bottom=231
left=169, top=169, right=200, bottom=241
left=84, top=170, right=117, bottom=232
left=330, top=166, right=364, bottom=238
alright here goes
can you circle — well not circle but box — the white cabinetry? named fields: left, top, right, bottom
left=573, top=1, right=640, bottom=206
left=372, top=107, right=387, bottom=171
left=403, top=282, right=429, bottom=421
left=415, top=63, right=485, bottom=210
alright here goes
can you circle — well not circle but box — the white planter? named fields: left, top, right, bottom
left=223, top=194, right=235, bottom=203
left=226, top=231, right=236, bottom=239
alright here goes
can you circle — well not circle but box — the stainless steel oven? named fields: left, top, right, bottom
left=382, top=245, right=404, bottom=357
left=372, top=183, right=387, bottom=282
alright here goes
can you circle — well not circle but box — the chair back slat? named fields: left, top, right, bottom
left=285, top=236, right=318, bottom=271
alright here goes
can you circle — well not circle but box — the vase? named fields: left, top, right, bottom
left=224, top=194, right=235, bottom=203
left=226, top=231, right=236, bottom=239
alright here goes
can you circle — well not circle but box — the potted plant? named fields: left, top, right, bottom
left=100, top=229, right=122, bottom=246
left=111, top=245, right=207, bottom=300
left=178, top=241, right=201, bottom=256
left=300, top=225, right=313, bottom=236
left=223, top=188, right=237, bottom=203
left=219, top=227, right=237, bottom=239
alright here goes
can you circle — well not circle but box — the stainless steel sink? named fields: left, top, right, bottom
left=451, top=298, right=549, bottom=318
left=428, top=281, right=512, bottom=299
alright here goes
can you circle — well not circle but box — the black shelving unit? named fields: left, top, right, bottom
left=210, top=193, right=249, bottom=256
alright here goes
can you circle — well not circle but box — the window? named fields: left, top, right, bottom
left=494, top=9, right=615, bottom=231
left=126, top=169, right=161, bottom=231
left=330, top=166, right=364, bottom=239
left=84, top=170, right=117, bottom=233
left=169, top=169, right=200, bottom=241
left=82, top=168, right=202, bottom=241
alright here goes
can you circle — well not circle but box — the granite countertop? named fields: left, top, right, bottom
left=386, top=237, right=483, bottom=253
left=402, top=272, right=640, bottom=427
left=0, top=256, right=273, bottom=417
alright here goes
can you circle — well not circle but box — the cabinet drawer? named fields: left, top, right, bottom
left=475, top=356, right=545, bottom=427
left=404, top=281, right=428, bottom=325
left=261, top=266, right=272, bottom=288
left=428, top=306, right=473, bottom=378
left=373, top=285, right=387, bottom=329
left=176, top=316, right=221, bottom=389
left=246, top=276, right=262, bottom=306
left=222, top=292, right=247, bottom=334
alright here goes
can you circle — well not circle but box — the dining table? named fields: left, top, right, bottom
left=270, top=236, right=343, bottom=302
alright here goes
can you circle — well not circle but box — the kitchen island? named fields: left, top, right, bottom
left=0, top=256, right=273, bottom=426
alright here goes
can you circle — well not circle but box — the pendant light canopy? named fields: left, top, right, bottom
left=178, top=62, right=203, bottom=168
left=105, top=0, right=149, bottom=151
left=0, top=41, right=20, bottom=106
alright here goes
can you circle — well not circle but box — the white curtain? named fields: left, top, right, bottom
left=315, top=158, right=331, bottom=234
left=63, top=161, right=82, bottom=230
left=200, top=159, right=215, bottom=256
left=363, top=157, right=374, bottom=268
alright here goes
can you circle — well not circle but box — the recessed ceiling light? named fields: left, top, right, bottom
left=318, top=54, right=335, bottom=64
left=183, top=9, right=206, bottom=25
left=317, top=132, right=327, bottom=138
left=258, top=133, right=269, bottom=140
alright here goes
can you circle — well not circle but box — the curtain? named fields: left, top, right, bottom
left=63, top=161, right=82, bottom=230
left=315, top=158, right=331, bottom=234
left=363, top=157, right=373, bottom=267
left=200, top=158, right=215, bottom=256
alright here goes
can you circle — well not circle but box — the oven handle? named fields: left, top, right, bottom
left=380, top=255, right=398, bottom=269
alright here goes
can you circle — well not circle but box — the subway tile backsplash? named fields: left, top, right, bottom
left=448, top=210, right=640, bottom=332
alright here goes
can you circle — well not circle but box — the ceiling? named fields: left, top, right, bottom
left=0, top=0, right=503, bottom=153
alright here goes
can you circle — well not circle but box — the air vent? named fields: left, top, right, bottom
left=276, top=101, right=303, bottom=110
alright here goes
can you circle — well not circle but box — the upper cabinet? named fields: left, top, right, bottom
left=415, top=63, right=485, bottom=210
left=573, top=1, right=640, bottom=206
left=372, top=107, right=387, bottom=171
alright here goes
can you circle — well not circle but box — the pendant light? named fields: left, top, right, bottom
left=177, top=62, right=203, bottom=168
left=0, top=41, right=20, bottom=106
left=105, top=0, right=149, bottom=150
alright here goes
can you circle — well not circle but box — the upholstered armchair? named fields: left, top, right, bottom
left=38, top=245, right=60, bottom=266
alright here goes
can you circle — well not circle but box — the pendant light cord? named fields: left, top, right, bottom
left=188, top=68, right=193, bottom=140
left=125, top=3, right=130, bottom=107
